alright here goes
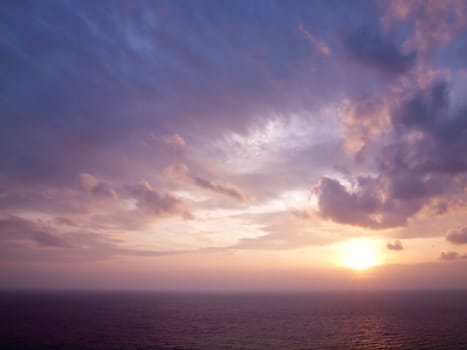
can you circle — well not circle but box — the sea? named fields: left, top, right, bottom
left=1, top=290, right=466, bottom=349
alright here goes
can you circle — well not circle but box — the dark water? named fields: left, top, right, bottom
left=1, top=291, right=467, bottom=350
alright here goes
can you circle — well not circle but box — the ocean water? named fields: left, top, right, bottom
left=1, top=291, right=467, bottom=350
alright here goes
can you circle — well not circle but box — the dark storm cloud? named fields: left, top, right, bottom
left=341, top=27, right=416, bottom=75
left=446, top=228, right=467, bottom=245
left=387, top=240, right=403, bottom=251
left=314, top=80, right=467, bottom=229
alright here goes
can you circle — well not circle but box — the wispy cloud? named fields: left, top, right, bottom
left=0, top=216, right=72, bottom=248
left=0, top=0, right=467, bottom=289
left=161, top=133, right=187, bottom=152
left=165, top=164, right=247, bottom=202
left=299, top=24, right=330, bottom=56
left=124, top=181, right=193, bottom=219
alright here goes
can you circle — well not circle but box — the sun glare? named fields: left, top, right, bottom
left=341, top=240, right=380, bottom=270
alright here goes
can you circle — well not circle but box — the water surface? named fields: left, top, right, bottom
left=1, top=291, right=466, bottom=349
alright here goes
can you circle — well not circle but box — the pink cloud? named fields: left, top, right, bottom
left=161, top=133, right=186, bottom=151
left=299, top=24, right=331, bottom=56
left=387, top=240, right=403, bottom=251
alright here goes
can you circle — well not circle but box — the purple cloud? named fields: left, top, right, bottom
left=341, top=27, right=416, bottom=75
left=446, top=228, right=467, bottom=245
left=440, top=251, right=467, bottom=261
left=125, top=181, right=192, bottom=219
left=161, top=133, right=187, bottom=152
left=312, top=177, right=417, bottom=229
left=313, top=79, right=467, bottom=229
left=0, top=0, right=466, bottom=288
left=387, top=240, right=403, bottom=251
left=54, top=217, right=76, bottom=227
left=78, top=173, right=117, bottom=199
left=165, top=164, right=247, bottom=202
left=0, top=216, right=71, bottom=248
left=440, top=251, right=459, bottom=261
left=0, top=215, right=194, bottom=262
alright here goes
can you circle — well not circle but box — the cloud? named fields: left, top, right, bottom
left=312, top=177, right=418, bottom=229
left=0, top=0, right=466, bottom=274
left=231, top=228, right=327, bottom=251
left=289, top=208, right=313, bottom=220
left=381, top=0, right=467, bottom=51
left=0, top=216, right=71, bottom=248
left=440, top=251, right=458, bottom=261
left=299, top=24, right=330, bottom=56
left=439, top=251, right=467, bottom=261
left=190, top=176, right=246, bottom=202
left=125, top=181, right=192, bottom=219
left=114, top=247, right=191, bottom=258
left=339, top=97, right=389, bottom=153
left=161, top=133, right=186, bottom=151
left=54, top=217, right=76, bottom=226
left=446, top=227, right=467, bottom=245
left=313, top=79, right=467, bottom=229
left=165, top=164, right=247, bottom=202
left=0, top=0, right=352, bottom=190
left=432, top=201, right=448, bottom=215
left=78, top=173, right=117, bottom=199
left=341, top=27, right=416, bottom=75
left=380, top=0, right=416, bottom=26
left=387, top=240, right=403, bottom=251
left=203, top=210, right=337, bottom=251
left=0, top=215, right=194, bottom=262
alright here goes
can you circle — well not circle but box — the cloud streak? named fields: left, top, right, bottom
left=124, top=181, right=193, bottom=219
left=165, top=164, right=247, bottom=202
left=299, top=24, right=330, bottom=56
left=0, top=216, right=71, bottom=248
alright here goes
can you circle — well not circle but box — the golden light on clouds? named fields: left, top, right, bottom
left=2, top=0, right=467, bottom=294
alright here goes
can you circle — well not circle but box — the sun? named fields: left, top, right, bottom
left=341, top=240, right=380, bottom=270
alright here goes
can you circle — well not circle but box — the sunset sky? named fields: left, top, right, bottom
left=1, top=0, right=467, bottom=291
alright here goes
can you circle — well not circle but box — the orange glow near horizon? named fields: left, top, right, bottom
left=340, top=240, right=380, bottom=270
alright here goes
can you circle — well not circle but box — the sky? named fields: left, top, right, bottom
left=1, top=0, right=467, bottom=291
